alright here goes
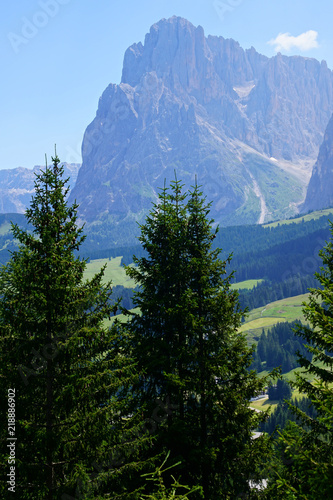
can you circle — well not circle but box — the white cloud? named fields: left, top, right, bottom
left=268, top=30, right=319, bottom=52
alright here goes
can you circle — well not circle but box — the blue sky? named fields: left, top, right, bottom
left=1, top=0, right=332, bottom=169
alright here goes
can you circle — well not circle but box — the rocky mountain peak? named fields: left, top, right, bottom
left=68, top=17, right=333, bottom=245
left=121, top=17, right=212, bottom=98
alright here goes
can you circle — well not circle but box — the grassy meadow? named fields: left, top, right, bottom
left=264, top=207, right=333, bottom=228
left=84, top=256, right=136, bottom=288
left=231, top=279, right=263, bottom=290
left=240, top=293, right=308, bottom=344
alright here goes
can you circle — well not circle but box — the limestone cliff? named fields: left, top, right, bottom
left=68, top=17, right=333, bottom=244
left=303, top=114, right=333, bottom=212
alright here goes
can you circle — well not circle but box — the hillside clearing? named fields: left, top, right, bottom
left=84, top=256, right=136, bottom=288
left=231, top=279, right=264, bottom=290
left=241, top=293, right=309, bottom=341
left=264, top=207, right=333, bottom=228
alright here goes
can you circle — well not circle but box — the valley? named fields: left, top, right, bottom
left=86, top=252, right=317, bottom=422
left=84, top=254, right=309, bottom=333
left=79, top=204, right=333, bottom=423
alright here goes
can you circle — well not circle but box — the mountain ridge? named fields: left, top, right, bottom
left=0, top=163, right=80, bottom=214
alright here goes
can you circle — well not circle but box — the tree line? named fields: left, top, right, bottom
left=237, top=273, right=319, bottom=311
left=90, top=272, right=319, bottom=318
left=260, top=397, right=317, bottom=435
left=250, top=321, right=312, bottom=374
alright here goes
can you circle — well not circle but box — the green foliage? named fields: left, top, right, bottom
left=228, top=224, right=329, bottom=284
left=81, top=210, right=332, bottom=288
left=265, top=222, right=333, bottom=498
left=140, top=453, right=203, bottom=499
left=260, top=397, right=317, bottom=435
left=0, top=154, right=151, bottom=499
left=126, top=179, right=269, bottom=499
left=264, top=422, right=333, bottom=499
left=1, top=202, right=332, bottom=307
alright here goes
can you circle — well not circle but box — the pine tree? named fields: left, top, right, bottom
left=126, top=179, right=268, bottom=499
left=0, top=153, right=150, bottom=499
left=265, top=222, right=333, bottom=499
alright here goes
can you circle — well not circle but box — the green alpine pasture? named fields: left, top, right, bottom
left=264, top=207, right=333, bottom=228
left=84, top=256, right=136, bottom=288
left=240, top=293, right=308, bottom=341
left=231, top=279, right=264, bottom=290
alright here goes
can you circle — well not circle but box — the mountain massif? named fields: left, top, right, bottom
left=66, top=16, right=333, bottom=246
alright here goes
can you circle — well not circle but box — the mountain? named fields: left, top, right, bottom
left=0, top=163, right=80, bottom=214
left=302, top=113, right=333, bottom=213
left=65, top=16, right=333, bottom=246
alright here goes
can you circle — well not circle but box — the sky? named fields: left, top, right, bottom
left=1, top=0, right=333, bottom=170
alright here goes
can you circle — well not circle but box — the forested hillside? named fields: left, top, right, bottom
left=81, top=211, right=333, bottom=314
left=1, top=208, right=331, bottom=279
left=1, top=209, right=329, bottom=315
left=250, top=321, right=312, bottom=373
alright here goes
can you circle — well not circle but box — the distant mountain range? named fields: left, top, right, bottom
left=2, top=16, right=333, bottom=247
left=0, top=163, right=80, bottom=214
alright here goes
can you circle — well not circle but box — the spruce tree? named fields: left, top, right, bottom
left=0, top=154, right=150, bottom=499
left=265, top=222, right=333, bottom=499
left=126, top=180, right=268, bottom=499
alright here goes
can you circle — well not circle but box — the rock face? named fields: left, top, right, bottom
left=69, top=17, right=333, bottom=244
left=303, top=114, right=333, bottom=212
left=0, top=163, right=80, bottom=213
